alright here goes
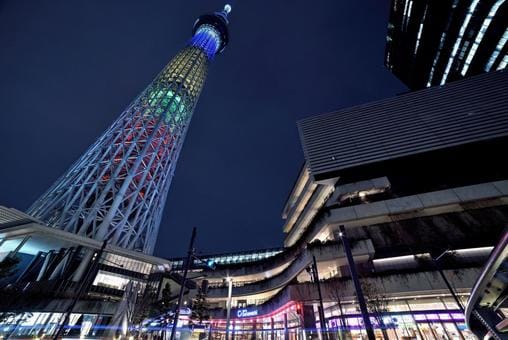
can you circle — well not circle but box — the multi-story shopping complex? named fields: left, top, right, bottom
left=169, top=70, right=508, bottom=339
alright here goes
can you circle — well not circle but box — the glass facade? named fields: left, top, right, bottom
left=205, top=296, right=475, bottom=340
left=0, top=312, right=112, bottom=339
left=102, top=252, right=153, bottom=274
left=322, top=296, right=474, bottom=339
left=0, top=296, right=478, bottom=339
left=170, top=248, right=283, bottom=269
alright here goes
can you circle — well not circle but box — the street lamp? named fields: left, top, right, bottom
left=168, top=230, right=217, bottom=340
left=170, top=227, right=197, bottom=340
left=225, top=276, right=233, bottom=340
left=337, top=225, right=375, bottom=340
left=306, top=254, right=328, bottom=337
left=430, top=250, right=465, bottom=312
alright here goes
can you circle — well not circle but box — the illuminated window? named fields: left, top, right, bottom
left=462, top=0, right=506, bottom=75
left=485, top=27, right=508, bottom=71
left=93, top=270, right=130, bottom=290
left=413, top=4, right=427, bottom=56
left=497, top=54, right=508, bottom=70
left=402, top=0, right=413, bottom=31
left=428, top=0, right=460, bottom=86
left=190, top=24, right=221, bottom=59
left=441, top=0, right=481, bottom=85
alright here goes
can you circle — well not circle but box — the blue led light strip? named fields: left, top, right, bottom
left=190, top=25, right=221, bottom=59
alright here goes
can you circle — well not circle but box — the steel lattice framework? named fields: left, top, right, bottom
left=28, top=6, right=231, bottom=254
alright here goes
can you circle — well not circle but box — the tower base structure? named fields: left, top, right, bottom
left=0, top=207, right=178, bottom=339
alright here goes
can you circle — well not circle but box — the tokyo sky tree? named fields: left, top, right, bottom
left=28, top=5, right=231, bottom=254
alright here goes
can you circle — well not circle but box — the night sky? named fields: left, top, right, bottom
left=0, top=1, right=405, bottom=258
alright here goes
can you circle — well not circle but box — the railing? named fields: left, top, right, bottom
left=206, top=240, right=374, bottom=299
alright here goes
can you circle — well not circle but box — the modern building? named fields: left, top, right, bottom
left=0, top=4, right=232, bottom=338
left=385, top=0, right=508, bottom=89
left=171, top=70, right=508, bottom=339
left=0, top=206, right=173, bottom=338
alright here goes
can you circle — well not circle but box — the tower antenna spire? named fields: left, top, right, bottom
left=224, top=4, right=232, bottom=15
left=215, top=3, right=232, bottom=24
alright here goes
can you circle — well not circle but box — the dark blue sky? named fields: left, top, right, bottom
left=0, top=0, right=405, bottom=258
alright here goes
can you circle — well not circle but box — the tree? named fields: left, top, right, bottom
left=328, top=279, right=351, bottom=340
left=0, top=256, right=22, bottom=328
left=191, top=285, right=209, bottom=325
left=133, top=282, right=174, bottom=326
left=360, top=280, right=390, bottom=340
left=160, top=283, right=172, bottom=308
left=0, top=256, right=20, bottom=281
left=133, top=285, right=159, bottom=325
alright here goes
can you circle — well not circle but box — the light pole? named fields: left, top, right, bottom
left=431, top=250, right=465, bottom=312
left=225, top=277, right=233, bottom=340
left=170, top=227, right=197, bottom=340
left=430, top=250, right=500, bottom=340
left=337, top=225, right=375, bottom=340
left=306, top=255, right=328, bottom=337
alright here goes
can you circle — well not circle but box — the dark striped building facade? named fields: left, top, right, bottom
left=298, top=70, right=508, bottom=182
left=385, top=0, right=508, bottom=90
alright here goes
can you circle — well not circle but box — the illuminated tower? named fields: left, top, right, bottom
left=28, top=5, right=231, bottom=254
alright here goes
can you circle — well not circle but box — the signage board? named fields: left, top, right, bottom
left=236, top=308, right=258, bottom=318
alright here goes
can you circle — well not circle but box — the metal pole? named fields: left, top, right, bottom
left=338, top=225, right=375, bottom=340
left=312, top=255, right=328, bottom=337
left=440, top=296, right=465, bottom=340
left=270, top=317, right=274, bottom=340
left=431, top=251, right=465, bottom=312
left=432, top=250, right=503, bottom=339
left=170, top=227, right=197, bottom=340
left=284, top=312, right=288, bottom=340
left=225, top=277, right=233, bottom=340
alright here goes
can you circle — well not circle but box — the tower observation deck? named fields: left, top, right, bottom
left=28, top=5, right=232, bottom=254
